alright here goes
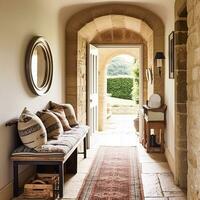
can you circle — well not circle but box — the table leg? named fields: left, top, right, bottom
left=84, top=137, right=87, bottom=158
left=146, top=123, right=150, bottom=153
left=59, top=163, right=64, bottom=198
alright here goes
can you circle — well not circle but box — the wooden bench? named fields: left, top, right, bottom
left=6, top=119, right=88, bottom=198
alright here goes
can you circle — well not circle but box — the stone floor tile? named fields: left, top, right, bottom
left=168, top=197, right=186, bottom=200
left=139, top=153, right=167, bottom=163
left=63, top=182, right=83, bottom=198
left=65, top=173, right=87, bottom=183
left=158, top=174, right=182, bottom=192
left=145, top=198, right=168, bottom=200
left=142, top=162, right=170, bottom=174
left=142, top=174, right=163, bottom=197
left=163, top=191, right=186, bottom=197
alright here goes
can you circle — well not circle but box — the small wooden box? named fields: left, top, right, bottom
left=23, top=174, right=59, bottom=199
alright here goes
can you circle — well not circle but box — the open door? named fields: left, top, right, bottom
left=87, top=44, right=98, bottom=148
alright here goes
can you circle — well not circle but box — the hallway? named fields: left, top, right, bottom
left=62, top=115, right=186, bottom=199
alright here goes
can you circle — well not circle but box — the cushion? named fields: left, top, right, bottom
left=18, top=108, right=47, bottom=149
left=12, top=125, right=90, bottom=157
left=50, top=101, right=79, bottom=127
left=50, top=108, right=71, bottom=131
left=37, top=110, right=63, bottom=139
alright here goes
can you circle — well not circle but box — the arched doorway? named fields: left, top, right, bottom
left=65, top=4, right=164, bottom=147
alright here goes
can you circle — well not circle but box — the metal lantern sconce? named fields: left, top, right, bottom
left=154, top=52, right=165, bottom=77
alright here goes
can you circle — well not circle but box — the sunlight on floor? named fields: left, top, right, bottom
left=91, top=114, right=138, bottom=147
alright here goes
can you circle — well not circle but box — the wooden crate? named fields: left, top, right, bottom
left=23, top=174, right=59, bottom=199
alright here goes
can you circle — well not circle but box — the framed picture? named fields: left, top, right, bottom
left=169, top=31, right=175, bottom=79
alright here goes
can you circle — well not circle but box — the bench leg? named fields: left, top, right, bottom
left=13, top=161, right=19, bottom=197
left=59, top=163, right=64, bottom=198
left=84, top=137, right=87, bottom=158
left=65, top=148, right=77, bottom=174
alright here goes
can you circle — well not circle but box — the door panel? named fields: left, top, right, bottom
left=87, top=44, right=98, bottom=147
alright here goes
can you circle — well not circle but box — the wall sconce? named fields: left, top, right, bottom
left=154, top=52, right=165, bottom=76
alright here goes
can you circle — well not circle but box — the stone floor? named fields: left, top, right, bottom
left=62, top=115, right=186, bottom=200
left=16, top=115, right=187, bottom=200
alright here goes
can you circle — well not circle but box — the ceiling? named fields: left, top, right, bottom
left=60, top=0, right=175, bottom=24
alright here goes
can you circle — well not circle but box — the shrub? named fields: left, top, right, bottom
left=107, top=76, right=133, bottom=100
left=132, top=67, right=139, bottom=103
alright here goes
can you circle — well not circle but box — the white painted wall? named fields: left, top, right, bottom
left=164, top=3, right=175, bottom=174
left=0, top=0, right=89, bottom=198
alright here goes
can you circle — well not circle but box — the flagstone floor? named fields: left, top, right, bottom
left=16, top=115, right=186, bottom=200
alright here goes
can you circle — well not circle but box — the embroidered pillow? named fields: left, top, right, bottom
left=50, top=101, right=79, bottom=127
left=18, top=108, right=47, bottom=149
left=37, top=111, right=63, bottom=139
left=50, top=108, right=72, bottom=131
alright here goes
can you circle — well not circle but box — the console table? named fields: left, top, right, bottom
left=142, top=105, right=167, bottom=153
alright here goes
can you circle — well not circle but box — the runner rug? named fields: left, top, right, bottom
left=78, top=146, right=143, bottom=200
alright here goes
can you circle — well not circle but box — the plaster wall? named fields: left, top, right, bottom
left=164, top=0, right=176, bottom=175
left=0, top=0, right=87, bottom=199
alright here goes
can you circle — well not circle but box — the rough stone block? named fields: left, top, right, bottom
left=175, top=32, right=188, bottom=45
left=187, top=9, right=194, bottom=28
left=175, top=45, right=187, bottom=70
left=175, top=20, right=188, bottom=31
left=176, top=71, right=187, bottom=103
left=176, top=103, right=187, bottom=113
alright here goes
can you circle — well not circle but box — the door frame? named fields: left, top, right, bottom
left=91, top=44, right=144, bottom=136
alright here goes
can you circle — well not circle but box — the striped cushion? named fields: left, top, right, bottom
left=50, top=108, right=71, bottom=131
left=37, top=111, right=63, bottom=139
left=18, top=108, right=47, bottom=149
left=50, top=101, right=79, bottom=127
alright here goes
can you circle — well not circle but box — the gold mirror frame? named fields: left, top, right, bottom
left=25, top=36, right=53, bottom=96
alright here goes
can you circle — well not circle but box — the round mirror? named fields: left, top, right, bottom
left=25, top=36, right=53, bottom=95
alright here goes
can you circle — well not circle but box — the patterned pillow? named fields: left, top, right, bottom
left=50, top=108, right=72, bottom=131
left=18, top=108, right=47, bottom=149
left=37, top=111, right=64, bottom=139
left=50, top=101, right=79, bottom=127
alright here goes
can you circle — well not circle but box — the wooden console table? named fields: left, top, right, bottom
left=143, top=105, right=167, bottom=153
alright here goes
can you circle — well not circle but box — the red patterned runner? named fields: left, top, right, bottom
left=78, top=146, right=143, bottom=200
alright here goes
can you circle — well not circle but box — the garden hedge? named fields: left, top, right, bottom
left=107, top=77, right=133, bottom=100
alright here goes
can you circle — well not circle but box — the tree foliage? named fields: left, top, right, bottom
left=107, top=55, right=135, bottom=76
left=132, top=65, right=139, bottom=103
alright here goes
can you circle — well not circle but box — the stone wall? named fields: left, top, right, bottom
left=77, top=34, right=87, bottom=123
left=187, top=0, right=200, bottom=198
left=66, top=4, right=164, bottom=125
left=174, top=0, right=188, bottom=189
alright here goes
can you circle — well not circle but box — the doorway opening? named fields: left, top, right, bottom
left=90, top=45, right=143, bottom=146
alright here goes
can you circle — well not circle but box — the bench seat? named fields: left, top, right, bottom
left=11, top=124, right=89, bottom=161
left=11, top=124, right=89, bottom=197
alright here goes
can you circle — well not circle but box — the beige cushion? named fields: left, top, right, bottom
left=50, top=108, right=71, bottom=131
left=18, top=108, right=47, bottom=149
left=37, top=111, right=64, bottom=139
left=50, top=101, right=79, bottom=127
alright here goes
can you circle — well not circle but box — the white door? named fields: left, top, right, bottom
left=87, top=44, right=98, bottom=145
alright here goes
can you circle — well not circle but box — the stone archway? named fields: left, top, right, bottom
left=65, top=4, right=164, bottom=124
